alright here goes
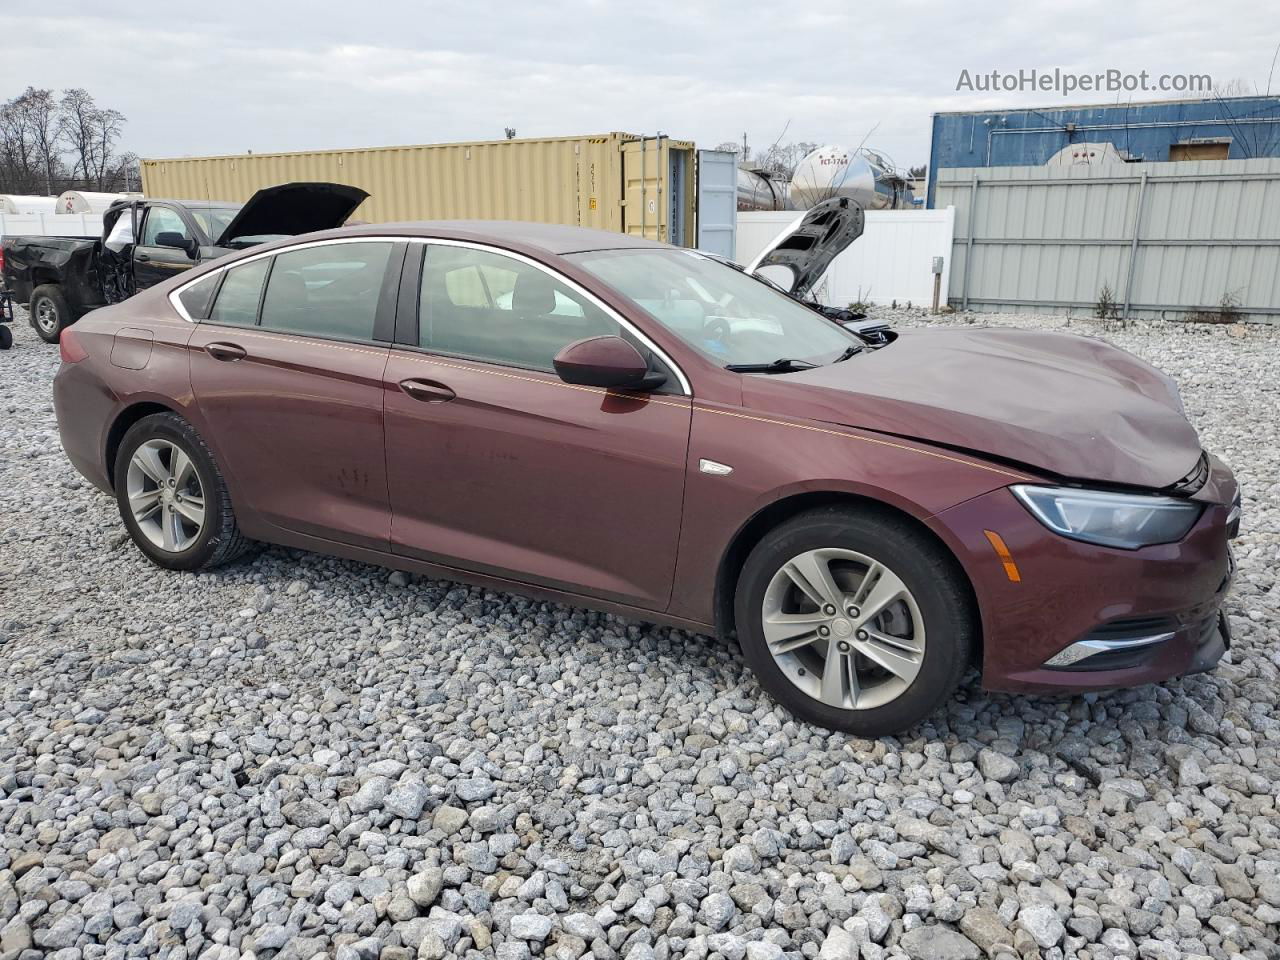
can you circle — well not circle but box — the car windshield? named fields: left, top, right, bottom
left=566, top=248, right=859, bottom=369
left=188, top=206, right=242, bottom=241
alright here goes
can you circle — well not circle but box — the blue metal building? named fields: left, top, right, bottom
left=926, top=95, right=1280, bottom=206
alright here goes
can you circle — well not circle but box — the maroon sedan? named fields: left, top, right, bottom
left=51, top=222, right=1238, bottom=735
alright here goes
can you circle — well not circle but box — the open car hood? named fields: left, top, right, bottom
left=743, top=327, right=1205, bottom=491
left=214, top=182, right=368, bottom=247
left=746, top=197, right=864, bottom=299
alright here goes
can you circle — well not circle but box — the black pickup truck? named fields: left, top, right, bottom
left=1, top=182, right=367, bottom=343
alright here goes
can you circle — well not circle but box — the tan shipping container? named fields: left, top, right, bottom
left=141, top=132, right=697, bottom=246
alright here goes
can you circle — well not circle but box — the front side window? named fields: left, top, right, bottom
left=208, top=259, right=270, bottom=327
left=258, top=241, right=393, bottom=341
left=419, top=244, right=617, bottom=371
left=567, top=248, right=858, bottom=368
left=104, top=209, right=135, bottom=248
left=141, top=207, right=190, bottom=247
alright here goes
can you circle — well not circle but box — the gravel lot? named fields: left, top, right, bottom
left=1, top=306, right=1277, bottom=960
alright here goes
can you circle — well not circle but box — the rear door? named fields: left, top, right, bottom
left=184, top=238, right=403, bottom=549
left=382, top=240, right=692, bottom=609
left=134, top=204, right=198, bottom=289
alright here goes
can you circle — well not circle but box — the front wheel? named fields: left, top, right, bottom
left=29, top=284, right=77, bottom=344
left=735, top=506, right=975, bottom=736
left=114, top=412, right=253, bottom=570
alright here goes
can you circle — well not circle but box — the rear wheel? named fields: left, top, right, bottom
left=30, top=284, right=76, bottom=344
left=114, top=413, right=253, bottom=570
left=735, top=506, right=975, bottom=735
left=0, top=325, right=11, bottom=350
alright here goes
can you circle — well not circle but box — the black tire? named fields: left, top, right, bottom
left=29, top=284, right=77, bottom=344
left=734, top=506, right=975, bottom=736
left=0, top=325, right=11, bottom=350
left=113, top=412, right=253, bottom=571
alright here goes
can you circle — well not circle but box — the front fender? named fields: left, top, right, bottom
left=666, top=401, right=1038, bottom=625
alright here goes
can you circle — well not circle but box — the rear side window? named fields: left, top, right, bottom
left=177, top=273, right=219, bottom=320
left=208, top=259, right=270, bottom=327
left=259, top=242, right=394, bottom=341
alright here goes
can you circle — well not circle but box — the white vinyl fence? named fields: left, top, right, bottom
left=0, top=212, right=103, bottom=242
left=736, top=207, right=955, bottom=308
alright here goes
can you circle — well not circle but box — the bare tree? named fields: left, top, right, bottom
left=753, top=141, right=819, bottom=179
left=0, top=90, right=46, bottom=194
left=0, top=86, right=134, bottom=194
left=58, top=88, right=129, bottom=190
left=1, top=87, right=63, bottom=193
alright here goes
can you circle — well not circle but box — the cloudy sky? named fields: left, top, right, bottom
left=4, top=1, right=1278, bottom=169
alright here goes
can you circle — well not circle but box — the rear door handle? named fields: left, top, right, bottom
left=399, top=378, right=455, bottom=403
left=205, top=342, right=247, bottom=362
left=136, top=254, right=151, bottom=262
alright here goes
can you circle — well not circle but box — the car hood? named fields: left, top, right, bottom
left=214, top=182, right=369, bottom=246
left=743, top=327, right=1204, bottom=490
left=746, top=196, right=865, bottom=299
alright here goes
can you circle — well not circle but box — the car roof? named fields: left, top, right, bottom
left=106, top=198, right=241, bottom=211
left=314, top=220, right=673, bottom=255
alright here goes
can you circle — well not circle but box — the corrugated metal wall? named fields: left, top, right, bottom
left=938, top=158, right=1280, bottom=321
left=926, top=96, right=1280, bottom=206
left=141, top=133, right=697, bottom=245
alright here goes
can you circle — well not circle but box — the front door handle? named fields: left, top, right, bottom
left=136, top=254, right=151, bottom=262
left=399, top=378, right=455, bottom=403
left=205, top=342, right=247, bottom=362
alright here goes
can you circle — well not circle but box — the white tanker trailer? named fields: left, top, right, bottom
left=790, top=145, right=914, bottom=210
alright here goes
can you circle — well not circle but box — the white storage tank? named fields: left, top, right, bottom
left=55, top=190, right=140, bottom=214
left=0, top=195, right=60, bottom=215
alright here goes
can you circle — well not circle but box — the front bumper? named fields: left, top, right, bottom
left=936, top=459, right=1236, bottom=694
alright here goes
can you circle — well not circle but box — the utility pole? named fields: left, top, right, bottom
left=741, top=132, right=749, bottom=162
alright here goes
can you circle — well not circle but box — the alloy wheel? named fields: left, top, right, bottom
left=125, top=439, right=206, bottom=553
left=760, top=547, right=926, bottom=710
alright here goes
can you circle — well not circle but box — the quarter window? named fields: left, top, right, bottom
left=178, top=273, right=220, bottom=320
left=419, top=245, right=617, bottom=371
left=208, top=259, right=270, bottom=327
left=259, top=242, right=394, bottom=341
left=141, top=207, right=190, bottom=246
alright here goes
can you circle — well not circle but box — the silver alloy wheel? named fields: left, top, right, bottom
left=125, top=439, right=206, bottom=553
left=761, top=547, right=926, bottom=710
left=33, top=297, right=59, bottom=336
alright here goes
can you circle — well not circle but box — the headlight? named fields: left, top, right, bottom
left=1011, top=485, right=1202, bottom=549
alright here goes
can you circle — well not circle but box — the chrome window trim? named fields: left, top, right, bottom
left=166, top=237, right=399, bottom=322
left=168, top=234, right=692, bottom=396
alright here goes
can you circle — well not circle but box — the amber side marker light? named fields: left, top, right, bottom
left=983, top=530, right=1022, bottom=583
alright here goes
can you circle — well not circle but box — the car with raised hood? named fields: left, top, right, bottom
left=51, top=219, right=1238, bottom=735
left=1, top=182, right=367, bottom=343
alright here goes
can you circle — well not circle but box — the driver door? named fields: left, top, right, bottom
left=134, top=205, right=197, bottom=289
left=383, top=242, right=693, bottom=609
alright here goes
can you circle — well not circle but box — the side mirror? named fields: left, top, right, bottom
left=553, top=336, right=666, bottom=391
left=155, top=231, right=198, bottom=258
